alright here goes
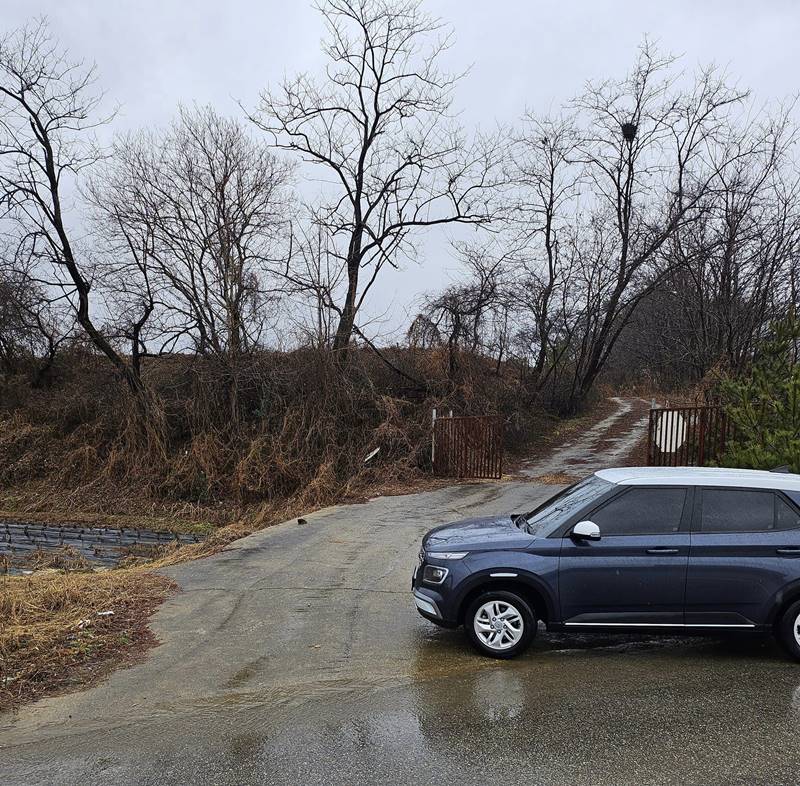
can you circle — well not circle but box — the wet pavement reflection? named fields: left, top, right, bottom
left=226, top=631, right=800, bottom=786
left=10, top=630, right=798, bottom=785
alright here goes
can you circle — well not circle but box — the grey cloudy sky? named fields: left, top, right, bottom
left=5, top=0, right=800, bottom=336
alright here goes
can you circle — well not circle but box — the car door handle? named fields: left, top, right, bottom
left=646, top=548, right=680, bottom=554
left=777, top=548, right=800, bottom=555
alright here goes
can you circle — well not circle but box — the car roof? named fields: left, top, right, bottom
left=596, top=466, right=800, bottom=492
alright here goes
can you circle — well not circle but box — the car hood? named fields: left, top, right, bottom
left=423, top=514, right=534, bottom=553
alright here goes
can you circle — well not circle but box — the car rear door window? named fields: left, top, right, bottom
left=591, top=488, right=687, bottom=536
left=776, top=495, right=800, bottom=531
left=700, top=489, right=775, bottom=533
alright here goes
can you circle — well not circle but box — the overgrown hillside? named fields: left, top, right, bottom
left=0, top=346, right=549, bottom=529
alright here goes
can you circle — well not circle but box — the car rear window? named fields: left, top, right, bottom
left=701, top=489, right=776, bottom=533
left=784, top=490, right=800, bottom=511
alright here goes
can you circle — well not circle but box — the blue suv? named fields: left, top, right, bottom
left=413, top=467, right=800, bottom=659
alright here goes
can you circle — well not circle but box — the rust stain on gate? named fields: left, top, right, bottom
left=647, top=405, right=734, bottom=467
left=433, top=415, right=504, bottom=479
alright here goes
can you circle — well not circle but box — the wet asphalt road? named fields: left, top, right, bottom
left=3, top=480, right=800, bottom=785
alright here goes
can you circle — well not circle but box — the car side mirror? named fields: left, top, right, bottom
left=572, top=520, right=600, bottom=540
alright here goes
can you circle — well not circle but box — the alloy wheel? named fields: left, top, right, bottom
left=473, top=599, right=524, bottom=651
left=794, top=611, right=800, bottom=648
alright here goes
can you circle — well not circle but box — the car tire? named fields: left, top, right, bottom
left=465, top=590, right=536, bottom=659
left=778, top=600, right=800, bottom=661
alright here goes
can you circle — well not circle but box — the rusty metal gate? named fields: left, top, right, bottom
left=647, top=405, right=734, bottom=467
left=433, top=415, right=504, bottom=479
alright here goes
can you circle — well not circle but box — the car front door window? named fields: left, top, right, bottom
left=591, top=488, right=687, bottom=535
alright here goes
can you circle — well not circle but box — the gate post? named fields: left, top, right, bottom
left=647, top=408, right=656, bottom=466
left=698, top=409, right=707, bottom=466
left=431, top=408, right=437, bottom=469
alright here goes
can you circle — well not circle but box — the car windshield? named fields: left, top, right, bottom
left=524, top=474, right=612, bottom=536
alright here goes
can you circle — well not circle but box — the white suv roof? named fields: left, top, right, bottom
left=596, top=466, right=800, bottom=492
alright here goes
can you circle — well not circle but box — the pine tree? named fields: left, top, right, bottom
left=719, top=314, right=800, bottom=472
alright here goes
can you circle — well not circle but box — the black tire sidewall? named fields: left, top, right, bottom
left=779, top=600, right=800, bottom=660
left=465, top=590, right=536, bottom=659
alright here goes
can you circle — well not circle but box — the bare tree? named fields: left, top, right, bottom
left=89, top=107, right=294, bottom=366
left=671, top=111, right=800, bottom=376
left=252, top=0, right=502, bottom=357
left=559, top=43, right=748, bottom=410
left=0, top=20, right=145, bottom=396
left=84, top=178, right=159, bottom=381
left=613, top=110, right=800, bottom=385
left=283, top=222, right=346, bottom=349
left=508, top=114, right=582, bottom=391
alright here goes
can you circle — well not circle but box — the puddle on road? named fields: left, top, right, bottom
left=8, top=622, right=800, bottom=785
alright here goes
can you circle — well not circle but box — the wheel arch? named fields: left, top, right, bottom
left=456, top=571, right=556, bottom=626
left=768, top=580, right=800, bottom=629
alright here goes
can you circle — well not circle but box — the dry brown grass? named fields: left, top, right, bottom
left=0, top=346, right=538, bottom=520
left=0, top=568, right=175, bottom=711
left=0, top=479, right=235, bottom=535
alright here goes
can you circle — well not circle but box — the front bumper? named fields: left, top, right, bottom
left=412, top=561, right=460, bottom=628
left=413, top=589, right=441, bottom=618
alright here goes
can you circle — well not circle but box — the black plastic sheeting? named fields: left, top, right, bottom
left=0, top=520, right=202, bottom=571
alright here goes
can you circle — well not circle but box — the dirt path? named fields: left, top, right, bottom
left=519, top=396, right=650, bottom=479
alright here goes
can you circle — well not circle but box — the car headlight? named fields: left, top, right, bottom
left=430, top=551, right=468, bottom=560
left=422, top=564, right=449, bottom=585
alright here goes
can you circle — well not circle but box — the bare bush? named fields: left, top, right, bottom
left=418, top=242, right=511, bottom=378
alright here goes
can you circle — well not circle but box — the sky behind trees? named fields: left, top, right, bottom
left=6, top=0, right=798, bottom=337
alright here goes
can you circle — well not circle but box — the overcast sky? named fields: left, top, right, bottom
left=5, top=0, right=799, bottom=337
